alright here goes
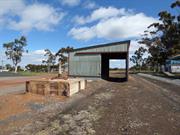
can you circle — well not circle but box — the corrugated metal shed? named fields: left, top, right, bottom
left=68, top=40, right=130, bottom=79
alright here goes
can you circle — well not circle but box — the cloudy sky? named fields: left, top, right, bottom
left=0, top=0, right=173, bottom=67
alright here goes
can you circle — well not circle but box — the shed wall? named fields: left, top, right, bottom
left=69, top=52, right=101, bottom=76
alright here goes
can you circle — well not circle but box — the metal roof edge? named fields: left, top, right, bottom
left=71, top=40, right=131, bottom=52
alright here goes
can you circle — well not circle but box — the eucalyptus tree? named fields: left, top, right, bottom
left=130, top=47, right=147, bottom=72
left=138, top=0, right=180, bottom=70
left=55, top=46, right=73, bottom=74
left=42, top=49, right=56, bottom=73
left=3, top=36, right=27, bottom=73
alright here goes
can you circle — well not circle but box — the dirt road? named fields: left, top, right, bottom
left=1, top=75, right=180, bottom=135
left=0, top=75, right=55, bottom=95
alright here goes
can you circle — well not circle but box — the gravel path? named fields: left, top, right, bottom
left=138, top=73, right=180, bottom=86
left=1, top=75, right=180, bottom=135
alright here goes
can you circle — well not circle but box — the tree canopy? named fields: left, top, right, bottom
left=56, top=46, right=74, bottom=74
left=138, top=0, right=180, bottom=69
left=3, top=36, right=27, bottom=73
left=130, top=47, right=147, bottom=71
left=42, top=49, right=56, bottom=72
left=55, top=46, right=74, bottom=64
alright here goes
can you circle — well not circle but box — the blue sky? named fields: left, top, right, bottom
left=0, top=0, right=174, bottom=67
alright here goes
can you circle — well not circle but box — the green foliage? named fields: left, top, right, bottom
left=42, top=49, right=56, bottom=72
left=3, top=36, right=28, bottom=73
left=130, top=47, right=147, bottom=71
left=55, top=46, right=74, bottom=64
left=5, top=64, right=12, bottom=70
left=42, top=46, right=73, bottom=73
left=55, top=46, right=73, bottom=74
left=171, top=0, right=180, bottom=8
left=138, top=0, right=180, bottom=69
left=25, top=64, right=51, bottom=72
left=18, top=71, right=52, bottom=76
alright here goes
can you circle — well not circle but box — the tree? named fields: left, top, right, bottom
left=55, top=46, right=73, bottom=74
left=139, top=0, right=180, bottom=71
left=42, top=49, right=56, bottom=73
left=3, top=36, right=27, bottom=73
left=130, top=47, right=147, bottom=72
left=25, top=64, right=49, bottom=72
left=5, top=64, right=12, bottom=70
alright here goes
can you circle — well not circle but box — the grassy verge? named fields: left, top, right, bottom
left=18, top=71, right=57, bottom=76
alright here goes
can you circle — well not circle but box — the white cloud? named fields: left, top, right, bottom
left=129, top=40, right=147, bottom=54
left=83, top=1, right=97, bottom=9
left=0, top=0, right=25, bottom=16
left=70, top=7, right=157, bottom=40
left=73, top=6, right=130, bottom=25
left=26, top=49, right=56, bottom=65
left=60, top=0, right=80, bottom=6
left=0, top=1, right=65, bottom=32
left=0, top=0, right=25, bottom=27
left=32, top=49, right=46, bottom=55
left=9, top=4, right=64, bottom=32
left=70, top=27, right=96, bottom=40
left=0, top=49, right=52, bottom=67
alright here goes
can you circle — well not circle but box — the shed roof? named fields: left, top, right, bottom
left=71, top=40, right=130, bottom=52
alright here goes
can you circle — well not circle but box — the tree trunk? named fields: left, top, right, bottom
left=47, top=64, right=50, bottom=73
left=51, top=64, right=54, bottom=72
left=59, top=61, right=62, bottom=75
left=158, top=64, right=160, bottom=72
left=14, top=65, right=18, bottom=73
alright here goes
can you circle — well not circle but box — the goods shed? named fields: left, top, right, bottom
left=68, top=40, right=130, bottom=81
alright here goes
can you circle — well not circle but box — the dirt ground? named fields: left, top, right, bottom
left=0, top=75, right=56, bottom=96
left=0, top=75, right=54, bottom=88
left=109, top=70, right=126, bottom=78
left=0, top=75, right=180, bottom=135
left=0, top=93, right=66, bottom=120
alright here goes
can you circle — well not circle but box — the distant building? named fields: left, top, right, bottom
left=166, top=54, right=180, bottom=73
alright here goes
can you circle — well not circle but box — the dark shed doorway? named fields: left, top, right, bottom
left=101, top=53, right=128, bottom=82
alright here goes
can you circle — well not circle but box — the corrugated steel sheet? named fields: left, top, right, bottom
left=75, top=42, right=128, bottom=53
left=69, top=52, right=101, bottom=76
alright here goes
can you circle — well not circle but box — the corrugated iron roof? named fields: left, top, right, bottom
left=71, top=40, right=130, bottom=52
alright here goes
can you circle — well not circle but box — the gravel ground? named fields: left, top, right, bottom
left=138, top=73, right=180, bottom=86
left=0, top=75, right=180, bottom=135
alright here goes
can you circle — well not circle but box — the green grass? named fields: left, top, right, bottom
left=18, top=71, right=56, bottom=76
